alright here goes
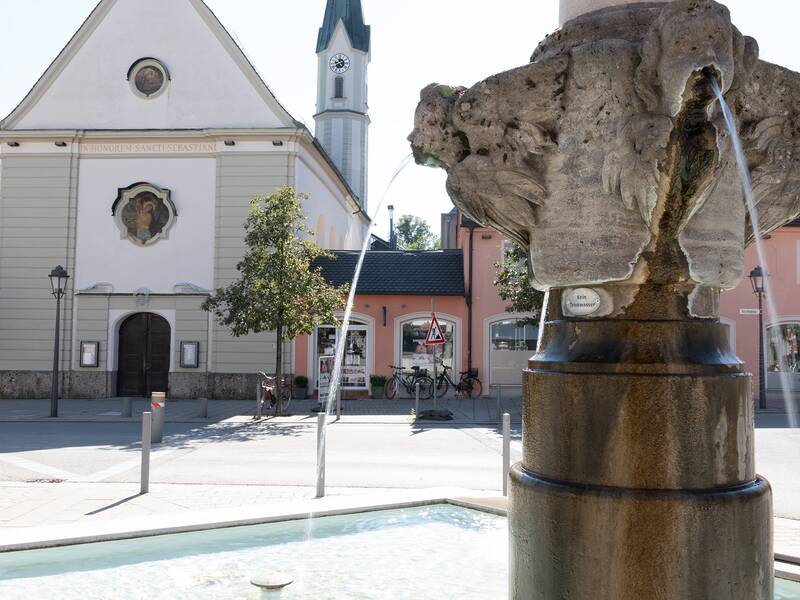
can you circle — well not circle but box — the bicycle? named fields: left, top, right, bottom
left=435, top=363, right=483, bottom=398
left=258, top=372, right=292, bottom=416
left=384, top=365, right=434, bottom=399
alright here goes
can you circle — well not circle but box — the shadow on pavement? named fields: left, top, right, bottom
left=0, top=420, right=309, bottom=453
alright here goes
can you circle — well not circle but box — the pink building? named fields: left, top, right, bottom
left=720, top=222, right=800, bottom=395
left=294, top=211, right=537, bottom=397
left=295, top=211, right=798, bottom=401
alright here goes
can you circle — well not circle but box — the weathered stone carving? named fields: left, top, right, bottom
left=411, top=3, right=794, bottom=598
left=410, top=0, right=800, bottom=298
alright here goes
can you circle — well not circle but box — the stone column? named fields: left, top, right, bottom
left=508, top=290, right=773, bottom=599
left=559, top=0, right=669, bottom=24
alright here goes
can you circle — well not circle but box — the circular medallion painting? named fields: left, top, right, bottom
left=127, top=58, right=169, bottom=99
left=134, top=65, right=165, bottom=96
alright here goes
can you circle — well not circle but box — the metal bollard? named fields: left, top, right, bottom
left=255, top=382, right=263, bottom=419
left=415, top=382, right=420, bottom=419
left=199, top=397, right=208, bottom=419
left=316, top=412, right=326, bottom=498
left=122, top=397, right=132, bottom=418
left=141, top=411, right=152, bottom=494
left=496, top=386, right=502, bottom=423
left=336, top=388, right=342, bottom=421
left=150, top=392, right=165, bottom=443
left=502, top=412, right=511, bottom=496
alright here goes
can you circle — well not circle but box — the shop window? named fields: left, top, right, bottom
left=491, top=319, right=538, bottom=351
left=767, top=323, right=800, bottom=372
left=316, top=322, right=368, bottom=391
left=400, top=318, right=454, bottom=372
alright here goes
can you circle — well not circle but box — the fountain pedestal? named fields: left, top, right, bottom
left=409, top=0, right=800, bottom=597
left=508, top=292, right=772, bottom=598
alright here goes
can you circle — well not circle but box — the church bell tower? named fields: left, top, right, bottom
left=315, top=0, right=370, bottom=210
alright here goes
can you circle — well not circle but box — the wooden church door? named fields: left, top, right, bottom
left=117, top=313, right=170, bottom=397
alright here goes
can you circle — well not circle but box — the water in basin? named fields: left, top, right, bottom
left=0, top=505, right=796, bottom=599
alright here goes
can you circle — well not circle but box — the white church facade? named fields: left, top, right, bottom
left=0, top=0, right=371, bottom=399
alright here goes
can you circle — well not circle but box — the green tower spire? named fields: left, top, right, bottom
left=316, top=0, right=370, bottom=53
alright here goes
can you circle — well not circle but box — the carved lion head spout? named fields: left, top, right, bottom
left=410, top=0, right=800, bottom=317
left=635, top=0, right=739, bottom=116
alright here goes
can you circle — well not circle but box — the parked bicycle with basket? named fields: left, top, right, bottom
left=435, top=362, right=483, bottom=398
left=384, top=365, right=434, bottom=399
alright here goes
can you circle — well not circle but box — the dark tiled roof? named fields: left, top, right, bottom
left=316, top=0, right=370, bottom=53
left=313, top=250, right=465, bottom=296
left=460, top=213, right=481, bottom=228
left=369, top=234, right=392, bottom=251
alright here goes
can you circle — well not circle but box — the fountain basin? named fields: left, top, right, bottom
left=0, top=503, right=797, bottom=599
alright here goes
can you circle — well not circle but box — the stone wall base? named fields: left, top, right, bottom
left=0, top=371, right=55, bottom=399
left=0, top=371, right=292, bottom=400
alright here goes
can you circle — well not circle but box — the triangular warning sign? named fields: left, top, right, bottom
left=425, top=314, right=446, bottom=346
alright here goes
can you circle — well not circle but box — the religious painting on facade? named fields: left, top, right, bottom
left=121, top=191, right=169, bottom=243
left=135, top=65, right=165, bottom=96
left=112, top=182, right=177, bottom=246
left=127, top=58, right=169, bottom=99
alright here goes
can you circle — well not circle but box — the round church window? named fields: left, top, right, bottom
left=128, top=58, right=169, bottom=98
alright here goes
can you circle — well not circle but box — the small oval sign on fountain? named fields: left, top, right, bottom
left=564, top=288, right=602, bottom=317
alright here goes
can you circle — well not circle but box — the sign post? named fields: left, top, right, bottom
left=424, top=313, right=446, bottom=410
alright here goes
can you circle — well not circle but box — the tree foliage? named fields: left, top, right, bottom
left=395, top=214, right=440, bottom=250
left=493, top=242, right=545, bottom=318
left=202, top=187, right=347, bottom=411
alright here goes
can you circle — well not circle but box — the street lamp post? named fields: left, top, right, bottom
left=48, top=265, right=69, bottom=418
left=748, top=266, right=767, bottom=410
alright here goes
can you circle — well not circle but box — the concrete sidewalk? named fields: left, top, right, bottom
left=2, top=394, right=794, bottom=426
left=0, top=480, right=394, bottom=529
left=0, top=480, right=797, bottom=563
left=0, top=395, right=524, bottom=424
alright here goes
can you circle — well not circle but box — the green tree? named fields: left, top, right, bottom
left=395, top=214, right=440, bottom=250
left=494, top=242, right=545, bottom=318
left=202, top=187, right=347, bottom=414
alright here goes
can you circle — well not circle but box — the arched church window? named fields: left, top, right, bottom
left=334, top=77, right=344, bottom=99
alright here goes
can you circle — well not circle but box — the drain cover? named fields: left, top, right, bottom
left=250, top=572, right=293, bottom=590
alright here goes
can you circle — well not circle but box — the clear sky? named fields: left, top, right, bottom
left=2, top=0, right=800, bottom=240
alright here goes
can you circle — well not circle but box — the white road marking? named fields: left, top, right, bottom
left=0, top=454, right=77, bottom=479
left=71, top=448, right=181, bottom=482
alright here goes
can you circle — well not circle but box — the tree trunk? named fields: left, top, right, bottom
left=275, top=322, right=283, bottom=416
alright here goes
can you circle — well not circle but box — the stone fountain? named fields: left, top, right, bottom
left=410, top=0, right=800, bottom=597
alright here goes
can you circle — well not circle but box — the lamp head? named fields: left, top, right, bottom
left=48, top=265, right=69, bottom=299
left=748, top=265, right=765, bottom=294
